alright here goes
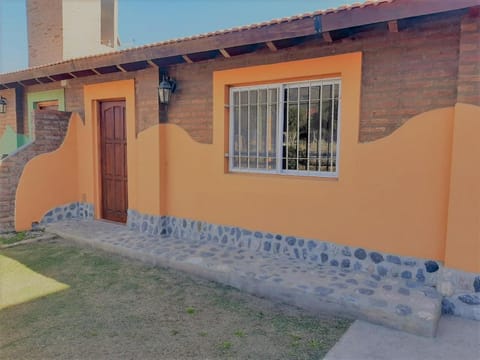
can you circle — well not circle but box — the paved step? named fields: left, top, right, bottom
left=46, top=219, right=442, bottom=337
left=442, top=292, right=480, bottom=321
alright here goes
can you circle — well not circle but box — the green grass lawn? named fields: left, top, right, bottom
left=0, top=240, right=351, bottom=359
left=0, top=231, right=27, bottom=246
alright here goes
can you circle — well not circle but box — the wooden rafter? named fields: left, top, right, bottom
left=219, top=48, right=231, bottom=58
left=265, top=41, right=278, bottom=51
left=146, top=59, right=158, bottom=68
left=182, top=55, right=194, bottom=63
left=388, top=20, right=399, bottom=32
left=322, top=31, right=333, bottom=43
left=116, top=64, right=127, bottom=72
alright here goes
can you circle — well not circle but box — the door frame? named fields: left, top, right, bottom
left=97, top=99, right=128, bottom=222
left=83, top=79, right=135, bottom=223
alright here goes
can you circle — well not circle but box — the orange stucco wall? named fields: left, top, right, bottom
left=160, top=53, right=455, bottom=262
left=15, top=79, right=162, bottom=228
left=15, top=113, right=81, bottom=230
left=14, top=54, right=477, bottom=273
left=445, top=103, right=480, bottom=273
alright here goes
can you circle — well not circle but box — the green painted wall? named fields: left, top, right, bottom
left=0, top=126, right=30, bottom=156
left=0, top=126, right=18, bottom=155
left=27, top=89, right=65, bottom=139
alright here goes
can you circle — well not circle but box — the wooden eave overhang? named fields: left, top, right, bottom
left=0, top=0, right=478, bottom=88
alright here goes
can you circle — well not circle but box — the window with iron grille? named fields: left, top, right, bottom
left=229, top=79, right=341, bottom=177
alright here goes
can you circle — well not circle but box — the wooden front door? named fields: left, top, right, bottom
left=100, top=101, right=128, bottom=223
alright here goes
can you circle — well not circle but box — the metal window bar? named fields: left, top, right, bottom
left=329, top=88, right=335, bottom=171
left=256, top=91, right=260, bottom=169
left=296, top=86, right=300, bottom=171
left=319, top=85, right=323, bottom=172
left=238, top=92, right=242, bottom=169
left=266, top=91, right=270, bottom=169
left=230, top=79, right=339, bottom=176
left=276, top=88, right=283, bottom=173
left=307, top=84, right=311, bottom=171
left=284, top=88, right=288, bottom=171
left=247, top=91, right=250, bottom=169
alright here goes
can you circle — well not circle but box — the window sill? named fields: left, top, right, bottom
left=226, top=169, right=339, bottom=181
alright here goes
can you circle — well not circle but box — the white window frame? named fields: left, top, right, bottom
left=229, top=78, right=341, bottom=178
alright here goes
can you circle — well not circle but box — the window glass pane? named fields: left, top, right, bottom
left=249, top=90, right=258, bottom=105
left=298, top=102, right=309, bottom=170
left=240, top=105, right=248, bottom=168
left=321, top=99, right=333, bottom=172
left=322, top=84, right=332, bottom=100
left=287, top=103, right=298, bottom=170
left=300, top=87, right=309, bottom=102
left=258, top=103, right=267, bottom=169
left=269, top=88, right=278, bottom=104
left=288, top=88, right=298, bottom=102
left=311, top=86, right=320, bottom=100
left=330, top=98, right=339, bottom=172
left=233, top=105, right=239, bottom=155
left=240, top=91, right=248, bottom=105
left=268, top=103, right=277, bottom=169
left=259, top=89, right=267, bottom=104
left=309, top=101, right=321, bottom=171
left=249, top=102, right=258, bottom=168
left=334, top=83, right=340, bottom=98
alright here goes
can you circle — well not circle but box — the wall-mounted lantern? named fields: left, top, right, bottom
left=158, top=73, right=176, bottom=105
left=0, top=96, right=7, bottom=114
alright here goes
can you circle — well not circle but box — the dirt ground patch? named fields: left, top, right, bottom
left=0, top=240, right=351, bottom=359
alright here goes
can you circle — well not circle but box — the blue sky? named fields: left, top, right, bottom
left=0, top=0, right=354, bottom=73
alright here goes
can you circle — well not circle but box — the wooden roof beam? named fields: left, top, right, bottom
left=388, top=20, right=399, bottom=32
left=219, top=48, right=231, bottom=58
left=322, top=31, right=333, bottom=43
left=182, top=54, right=194, bottom=63
left=146, top=59, right=158, bottom=68
left=116, top=64, right=127, bottom=72
left=91, top=68, right=102, bottom=75
left=265, top=41, right=278, bottom=52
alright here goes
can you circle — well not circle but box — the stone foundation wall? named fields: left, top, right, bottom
left=40, top=202, right=94, bottom=225
left=126, top=209, right=442, bottom=287
left=39, top=204, right=480, bottom=320
left=40, top=204, right=479, bottom=297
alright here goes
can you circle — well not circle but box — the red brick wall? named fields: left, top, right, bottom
left=26, top=67, right=159, bottom=135
left=0, top=89, right=17, bottom=140
left=457, top=9, right=480, bottom=105
left=27, top=0, right=63, bottom=67
left=166, top=11, right=462, bottom=143
left=0, top=110, right=70, bottom=232
left=23, top=11, right=471, bottom=145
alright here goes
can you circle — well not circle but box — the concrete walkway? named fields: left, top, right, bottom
left=325, top=316, right=480, bottom=360
left=45, top=219, right=442, bottom=337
